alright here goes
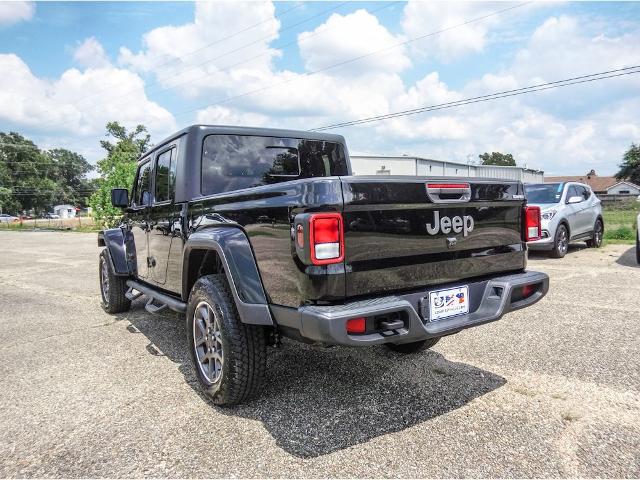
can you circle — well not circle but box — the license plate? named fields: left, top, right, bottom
left=428, top=286, right=469, bottom=321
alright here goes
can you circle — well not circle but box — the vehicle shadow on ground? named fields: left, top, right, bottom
left=527, top=244, right=586, bottom=261
left=118, top=300, right=506, bottom=458
left=615, top=246, right=639, bottom=268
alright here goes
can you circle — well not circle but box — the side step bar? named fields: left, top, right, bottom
left=125, top=280, right=187, bottom=314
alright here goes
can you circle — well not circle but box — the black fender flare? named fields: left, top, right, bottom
left=98, top=228, right=130, bottom=276
left=182, top=227, right=273, bottom=326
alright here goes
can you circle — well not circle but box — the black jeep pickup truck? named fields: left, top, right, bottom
left=99, top=125, right=548, bottom=405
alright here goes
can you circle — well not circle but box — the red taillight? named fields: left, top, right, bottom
left=521, top=284, right=536, bottom=298
left=524, top=205, right=542, bottom=241
left=346, top=317, right=366, bottom=334
left=309, top=213, right=344, bottom=265
left=427, top=183, right=470, bottom=189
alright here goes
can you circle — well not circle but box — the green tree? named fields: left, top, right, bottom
left=0, top=132, right=96, bottom=214
left=615, top=143, right=640, bottom=185
left=479, top=152, right=516, bottom=166
left=90, top=122, right=151, bottom=227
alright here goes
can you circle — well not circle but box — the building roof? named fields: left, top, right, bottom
left=606, top=180, right=640, bottom=191
left=545, top=174, right=618, bottom=192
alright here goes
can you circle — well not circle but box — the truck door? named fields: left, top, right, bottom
left=148, top=145, right=180, bottom=287
left=130, top=160, right=151, bottom=279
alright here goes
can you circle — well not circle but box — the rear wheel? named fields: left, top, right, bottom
left=186, top=274, right=266, bottom=405
left=551, top=224, right=569, bottom=258
left=99, top=249, right=131, bottom=314
left=586, top=219, right=603, bottom=248
left=386, top=337, right=440, bottom=354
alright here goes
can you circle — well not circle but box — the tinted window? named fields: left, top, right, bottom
left=578, top=185, right=590, bottom=200
left=155, top=148, right=176, bottom=203
left=525, top=183, right=563, bottom=204
left=133, top=161, right=151, bottom=206
left=567, top=185, right=581, bottom=202
left=201, top=135, right=348, bottom=195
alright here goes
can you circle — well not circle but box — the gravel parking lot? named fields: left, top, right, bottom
left=0, top=231, right=638, bottom=478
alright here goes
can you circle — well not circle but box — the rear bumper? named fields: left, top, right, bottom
left=272, top=270, right=549, bottom=346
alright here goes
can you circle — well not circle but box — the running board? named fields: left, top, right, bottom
left=125, top=287, right=143, bottom=301
left=125, top=280, right=187, bottom=314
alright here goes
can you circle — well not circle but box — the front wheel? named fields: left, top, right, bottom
left=550, top=224, right=569, bottom=258
left=386, top=337, right=440, bottom=354
left=186, top=274, right=266, bottom=405
left=586, top=219, right=603, bottom=248
left=99, top=249, right=131, bottom=314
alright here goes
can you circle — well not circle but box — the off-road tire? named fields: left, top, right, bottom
left=586, top=219, right=603, bottom=248
left=99, top=249, right=131, bottom=314
left=386, top=337, right=440, bottom=354
left=550, top=224, right=569, bottom=258
left=186, top=274, right=267, bottom=406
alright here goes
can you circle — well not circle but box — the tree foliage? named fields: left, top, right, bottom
left=478, top=152, right=516, bottom=166
left=0, top=132, right=94, bottom=214
left=89, top=122, right=151, bottom=227
left=615, top=143, right=640, bottom=185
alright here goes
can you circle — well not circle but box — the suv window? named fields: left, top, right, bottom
left=132, top=161, right=151, bottom=207
left=566, top=185, right=581, bottom=203
left=201, top=135, right=348, bottom=195
left=155, top=148, right=176, bottom=203
left=578, top=185, right=590, bottom=200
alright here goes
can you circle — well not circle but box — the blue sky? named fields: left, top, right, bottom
left=0, top=1, right=639, bottom=175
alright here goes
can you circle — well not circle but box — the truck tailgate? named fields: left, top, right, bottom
left=341, top=176, right=526, bottom=298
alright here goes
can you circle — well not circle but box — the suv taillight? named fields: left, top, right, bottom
left=524, top=206, right=542, bottom=241
left=309, top=213, right=344, bottom=265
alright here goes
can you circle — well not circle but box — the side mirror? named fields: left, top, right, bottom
left=567, top=195, right=582, bottom=204
left=111, top=188, right=129, bottom=208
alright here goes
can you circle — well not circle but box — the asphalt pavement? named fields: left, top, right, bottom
left=0, top=230, right=638, bottom=477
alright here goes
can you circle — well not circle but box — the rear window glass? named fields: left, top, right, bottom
left=525, top=183, right=563, bottom=204
left=201, top=135, right=348, bottom=195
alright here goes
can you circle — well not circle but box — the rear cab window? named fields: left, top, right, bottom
left=201, top=135, right=348, bottom=196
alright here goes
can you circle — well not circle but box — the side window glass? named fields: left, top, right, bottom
left=155, top=148, right=176, bottom=203
left=567, top=185, right=579, bottom=202
left=134, top=162, right=151, bottom=206
left=581, top=186, right=590, bottom=200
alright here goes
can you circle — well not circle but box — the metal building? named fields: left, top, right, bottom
left=350, top=155, right=544, bottom=183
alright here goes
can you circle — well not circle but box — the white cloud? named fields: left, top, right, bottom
left=195, top=106, right=268, bottom=127
left=0, top=53, right=175, bottom=138
left=0, top=1, right=34, bottom=26
left=401, top=1, right=498, bottom=62
left=72, top=37, right=110, bottom=69
left=298, top=9, right=410, bottom=75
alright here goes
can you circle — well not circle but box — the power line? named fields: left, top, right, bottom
left=311, top=65, right=640, bottom=131
left=173, top=1, right=530, bottom=118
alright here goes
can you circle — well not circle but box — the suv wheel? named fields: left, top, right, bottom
left=551, top=224, right=569, bottom=258
left=586, top=219, right=603, bottom=248
left=99, top=249, right=131, bottom=314
left=186, top=274, right=266, bottom=405
left=386, top=337, right=440, bottom=353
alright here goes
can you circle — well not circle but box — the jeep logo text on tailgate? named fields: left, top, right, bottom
left=426, top=211, right=474, bottom=236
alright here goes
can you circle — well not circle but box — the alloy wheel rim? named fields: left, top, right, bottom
left=559, top=229, right=568, bottom=253
left=100, top=259, right=110, bottom=300
left=193, top=301, right=224, bottom=384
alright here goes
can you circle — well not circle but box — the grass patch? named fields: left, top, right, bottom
left=604, top=225, right=635, bottom=240
left=603, top=202, right=639, bottom=231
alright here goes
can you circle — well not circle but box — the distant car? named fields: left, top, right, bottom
left=44, top=213, right=60, bottom=219
left=0, top=214, right=18, bottom=223
left=525, top=182, right=603, bottom=258
left=636, top=213, right=640, bottom=264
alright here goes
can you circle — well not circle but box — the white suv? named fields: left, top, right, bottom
left=525, top=182, right=604, bottom=258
